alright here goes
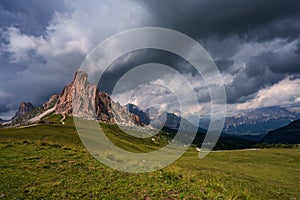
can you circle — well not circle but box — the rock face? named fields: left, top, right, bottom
left=43, top=94, right=59, bottom=110
left=10, top=102, right=37, bottom=125
left=13, top=102, right=34, bottom=119
left=110, top=100, right=143, bottom=126
left=41, top=71, right=143, bottom=125
left=53, top=71, right=143, bottom=125
left=55, top=71, right=97, bottom=119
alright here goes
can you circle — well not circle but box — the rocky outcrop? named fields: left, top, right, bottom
left=53, top=71, right=143, bottom=125
left=13, top=102, right=34, bottom=119
left=72, top=71, right=98, bottom=120
left=110, top=100, right=143, bottom=126
left=11, top=102, right=38, bottom=125
left=55, top=71, right=97, bottom=119
left=43, top=94, right=59, bottom=110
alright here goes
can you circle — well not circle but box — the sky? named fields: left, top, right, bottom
left=0, top=0, right=300, bottom=120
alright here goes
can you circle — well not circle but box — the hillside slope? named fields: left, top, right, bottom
left=262, top=119, right=300, bottom=144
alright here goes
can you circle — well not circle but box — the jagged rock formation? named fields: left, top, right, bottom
left=55, top=71, right=97, bottom=120
left=10, top=71, right=144, bottom=126
left=13, top=102, right=34, bottom=119
left=96, top=92, right=114, bottom=123
left=43, top=94, right=59, bottom=110
left=10, top=102, right=37, bottom=125
left=53, top=71, right=143, bottom=125
left=110, top=101, right=142, bottom=126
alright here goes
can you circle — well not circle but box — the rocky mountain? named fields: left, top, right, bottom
left=10, top=71, right=143, bottom=126
left=262, top=119, right=300, bottom=144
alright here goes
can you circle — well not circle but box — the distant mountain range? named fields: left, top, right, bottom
left=198, top=106, right=300, bottom=140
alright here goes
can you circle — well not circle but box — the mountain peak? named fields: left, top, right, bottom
left=13, top=102, right=34, bottom=119
left=55, top=71, right=98, bottom=119
left=72, top=71, right=89, bottom=87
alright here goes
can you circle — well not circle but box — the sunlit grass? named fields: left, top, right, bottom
left=0, top=115, right=299, bottom=199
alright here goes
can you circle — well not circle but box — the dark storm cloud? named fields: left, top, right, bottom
left=135, top=0, right=300, bottom=104
left=295, top=41, right=300, bottom=54
left=226, top=62, right=284, bottom=103
left=246, top=15, right=300, bottom=42
left=225, top=47, right=300, bottom=103
left=137, top=0, right=300, bottom=41
left=214, top=59, right=234, bottom=72
left=98, top=0, right=300, bottom=105
left=98, top=49, right=198, bottom=93
left=0, top=0, right=66, bottom=35
left=268, top=53, right=300, bottom=74
left=0, top=102, right=9, bottom=113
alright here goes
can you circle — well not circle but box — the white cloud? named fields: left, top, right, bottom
left=2, top=27, right=44, bottom=62
left=2, top=0, right=149, bottom=60
left=236, top=77, right=300, bottom=110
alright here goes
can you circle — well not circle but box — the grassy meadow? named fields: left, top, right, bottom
left=0, top=115, right=299, bottom=199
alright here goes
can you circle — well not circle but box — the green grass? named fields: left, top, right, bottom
left=0, top=115, right=299, bottom=199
